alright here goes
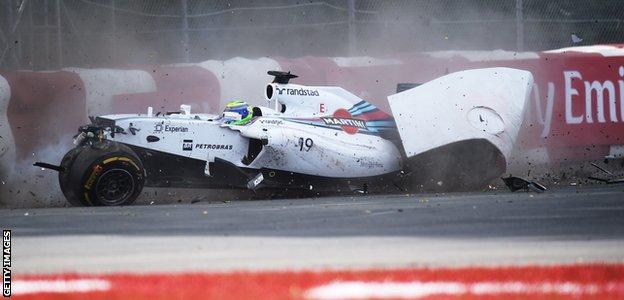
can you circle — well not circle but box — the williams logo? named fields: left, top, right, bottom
left=275, top=87, right=320, bottom=96
left=182, top=140, right=193, bottom=151
left=322, top=109, right=367, bottom=134
left=154, top=123, right=188, bottom=133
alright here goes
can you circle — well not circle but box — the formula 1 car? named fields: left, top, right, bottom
left=36, top=68, right=533, bottom=206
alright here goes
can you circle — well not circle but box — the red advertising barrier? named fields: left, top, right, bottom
left=1, top=70, right=86, bottom=160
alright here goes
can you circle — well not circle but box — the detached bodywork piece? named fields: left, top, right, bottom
left=501, top=176, right=547, bottom=192
left=587, top=162, right=624, bottom=184
left=39, top=68, right=533, bottom=206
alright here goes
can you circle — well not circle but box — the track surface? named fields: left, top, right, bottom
left=2, top=185, right=624, bottom=274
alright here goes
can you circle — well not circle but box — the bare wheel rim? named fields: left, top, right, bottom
left=94, top=168, right=135, bottom=205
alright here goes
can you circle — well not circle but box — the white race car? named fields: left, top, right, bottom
left=37, top=69, right=533, bottom=206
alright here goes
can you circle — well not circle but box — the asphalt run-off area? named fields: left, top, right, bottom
left=2, top=184, right=624, bottom=299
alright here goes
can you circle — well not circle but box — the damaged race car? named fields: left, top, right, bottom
left=36, top=68, right=534, bottom=206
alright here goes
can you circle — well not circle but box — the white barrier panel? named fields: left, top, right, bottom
left=0, top=75, right=15, bottom=203
left=0, top=75, right=13, bottom=179
left=64, top=68, right=157, bottom=116
left=196, top=57, right=281, bottom=108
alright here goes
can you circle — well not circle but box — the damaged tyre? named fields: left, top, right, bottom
left=59, top=140, right=144, bottom=206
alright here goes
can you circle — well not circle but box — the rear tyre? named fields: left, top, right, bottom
left=59, top=141, right=145, bottom=206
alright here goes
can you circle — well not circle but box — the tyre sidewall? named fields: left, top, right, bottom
left=58, top=146, right=87, bottom=206
left=65, top=141, right=144, bottom=206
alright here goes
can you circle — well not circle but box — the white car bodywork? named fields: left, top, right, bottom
left=84, top=68, right=533, bottom=192
left=389, top=68, right=533, bottom=166
left=104, top=107, right=403, bottom=180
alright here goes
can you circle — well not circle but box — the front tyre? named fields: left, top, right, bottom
left=59, top=141, right=145, bottom=206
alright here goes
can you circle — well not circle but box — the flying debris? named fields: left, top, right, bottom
left=571, top=33, right=583, bottom=44
left=502, top=176, right=547, bottom=193
left=588, top=162, right=624, bottom=184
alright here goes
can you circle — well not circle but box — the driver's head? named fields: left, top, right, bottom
left=223, top=100, right=251, bottom=124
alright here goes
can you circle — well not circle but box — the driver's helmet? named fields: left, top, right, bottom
left=223, top=100, right=252, bottom=125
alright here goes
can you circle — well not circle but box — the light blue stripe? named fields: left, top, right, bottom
left=351, top=105, right=377, bottom=115
left=366, top=120, right=396, bottom=127
left=350, top=101, right=372, bottom=111
left=350, top=107, right=374, bottom=115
